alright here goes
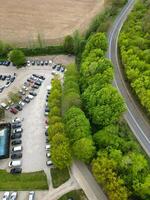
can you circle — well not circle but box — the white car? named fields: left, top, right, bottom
left=12, top=117, right=21, bottom=123
left=28, top=191, right=35, bottom=200
left=46, top=152, right=51, bottom=158
left=22, top=86, right=28, bottom=91
left=49, top=60, right=52, bottom=65
left=1, top=103, right=7, bottom=109
left=19, top=101, right=25, bottom=107
left=28, top=94, right=34, bottom=100
left=46, top=144, right=51, bottom=151
left=2, top=192, right=10, bottom=200
left=12, top=128, right=23, bottom=134
left=46, top=160, right=53, bottom=166
left=47, top=85, right=51, bottom=91
left=27, top=60, right=31, bottom=67
left=9, top=192, right=18, bottom=200
left=9, top=160, right=22, bottom=168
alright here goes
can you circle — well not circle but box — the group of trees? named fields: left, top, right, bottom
left=79, top=32, right=150, bottom=199
left=119, top=0, right=150, bottom=115
left=64, top=107, right=95, bottom=163
left=62, top=64, right=95, bottom=163
left=48, top=78, right=72, bottom=169
left=80, top=32, right=125, bottom=128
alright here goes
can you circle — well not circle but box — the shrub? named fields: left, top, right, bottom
left=63, top=35, right=74, bottom=54
left=8, top=49, right=26, bottom=68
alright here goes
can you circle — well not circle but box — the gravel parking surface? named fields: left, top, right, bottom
left=0, top=55, right=74, bottom=172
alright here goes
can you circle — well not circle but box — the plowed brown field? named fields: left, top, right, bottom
left=0, top=0, right=104, bottom=46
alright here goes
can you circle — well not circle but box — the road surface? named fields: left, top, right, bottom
left=107, top=0, right=150, bottom=157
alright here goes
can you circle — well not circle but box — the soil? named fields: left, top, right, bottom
left=0, top=0, right=104, bottom=46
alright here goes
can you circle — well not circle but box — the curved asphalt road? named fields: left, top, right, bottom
left=107, top=0, right=150, bottom=157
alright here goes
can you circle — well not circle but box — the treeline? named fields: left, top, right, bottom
left=79, top=32, right=150, bottom=200
left=62, top=64, right=95, bottom=163
left=48, top=78, right=72, bottom=169
left=119, top=0, right=150, bottom=115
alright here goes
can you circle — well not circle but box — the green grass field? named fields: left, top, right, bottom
left=0, top=170, right=48, bottom=190
left=58, top=190, right=87, bottom=200
left=51, top=168, right=70, bottom=188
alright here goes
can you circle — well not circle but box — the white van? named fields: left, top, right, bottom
left=9, top=160, right=22, bottom=168
left=12, top=146, right=23, bottom=152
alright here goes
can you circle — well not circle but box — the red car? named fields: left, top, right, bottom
left=10, top=107, right=18, bottom=114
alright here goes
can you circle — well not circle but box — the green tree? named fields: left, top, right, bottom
left=72, top=138, right=96, bottom=163
left=92, top=154, right=128, bottom=200
left=64, top=107, right=91, bottom=143
left=48, top=122, right=64, bottom=140
left=82, top=84, right=125, bottom=127
left=82, top=32, right=108, bottom=59
left=63, top=35, right=74, bottom=54
left=51, top=133, right=72, bottom=169
left=8, top=49, right=26, bottom=68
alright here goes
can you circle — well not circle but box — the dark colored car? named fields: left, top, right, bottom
left=1, top=75, right=6, bottom=81
left=46, top=138, right=49, bottom=144
left=45, top=130, right=48, bottom=136
left=11, top=133, right=22, bottom=140
left=10, top=167, right=22, bottom=174
left=36, top=60, right=40, bottom=65
left=31, top=61, right=35, bottom=65
left=12, top=123, right=21, bottom=129
left=45, top=107, right=49, bottom=112
left=35, top=81, right=41, bottom=86
left=0, top=86, right=4, bottom=93
left=15, top=104, right=23, bottom=111
left=29, top=91, right=37, bottom=96
left=11, top=152, right=22, bottom=159
left=32, top=84, right=39, bottom=89
left=44, top=61, right=48, bottom=65
left=10, top=107, right=18, bottom=114
left=39, top=75, right=45, bottom=80
left=52, top=64, right=57, bottom=69
left=32, top=74, right=39, bottom=78
left=11, top=140, right=22, bottom=146
left=56, top=65, right=61, bottom=71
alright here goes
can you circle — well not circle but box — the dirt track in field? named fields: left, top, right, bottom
left=0, top=0, right=104, bottom=47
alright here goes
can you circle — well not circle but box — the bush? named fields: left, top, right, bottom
left=8, top=49, right=26, bottom=68
left=63, top=35, right=74, bottom=54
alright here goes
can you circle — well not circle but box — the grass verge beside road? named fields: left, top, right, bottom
left=51, top=168, right=70, bottom=188
left=58, top=190, right=87, bottom=200
left=0, top=170, right=48, bottom=190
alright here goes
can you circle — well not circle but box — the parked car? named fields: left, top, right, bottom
left=11, top=133, right=22, bottom=140
left=52, top=64, right=57, bottom=69
left=46, top=152, right=51, bottom=158
left=19, top=101, right=25, bottom=107
left=23, top=96, right=30, bottom=103
left=40, top=60, right=44, bottom=66
left=27, top=94, right=34, bottom=100
left=12, top=128, right=23, bottom=134
left=11, top=152, right=22, bottom=159
left=10, top=76, right=16, bottom=82
left=32, top=84, right=39, bottom=89
left=27, top=60, right=31, bottom=67
left=39, top=75, right=45, bottom=80
left=9, top=192, right=18, bottom=200
left=28, top=191, right=35, bottom=200
left=46, top=138, right=49, bottom=144
left=12, top=146, right=23, bottom=153
left=46, top=160, right=53, bottom=166
left=35, top=81, right=41, bottom=86
left=0, top=86, right=4, bottom=93
left=31, top=61, right=35, bottom=65
left=46, top=144, right=51, bottom=151
left=10, top=167, right=22, bottom=174
left=29, top=91, right=37, bottom=96
left=45, top=130, right=48, bottom=136
left=8, top=160, right=22, bottom=168
left=36, top=60, right=41, bottom=65
left=1, top=103, right=9, bottom=109
left=12, top=122, right=21, bottom=129
left=61, top=67, right=65, bottom=72
left=44, top=60, right=48, bottom=65
left=56, top=64, right=61, bottom=71
left=11, top=140, right=22, bottom=146
left=12, top=118, right=21, bottom=123
left=2, top=192, right=10, bottom=200
left=15, top=104, right=23, bottom=111
left=10, top=107, right=18, bottom=114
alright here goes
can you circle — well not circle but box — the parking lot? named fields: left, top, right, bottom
left=0, top=55, right=74, bottom=173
